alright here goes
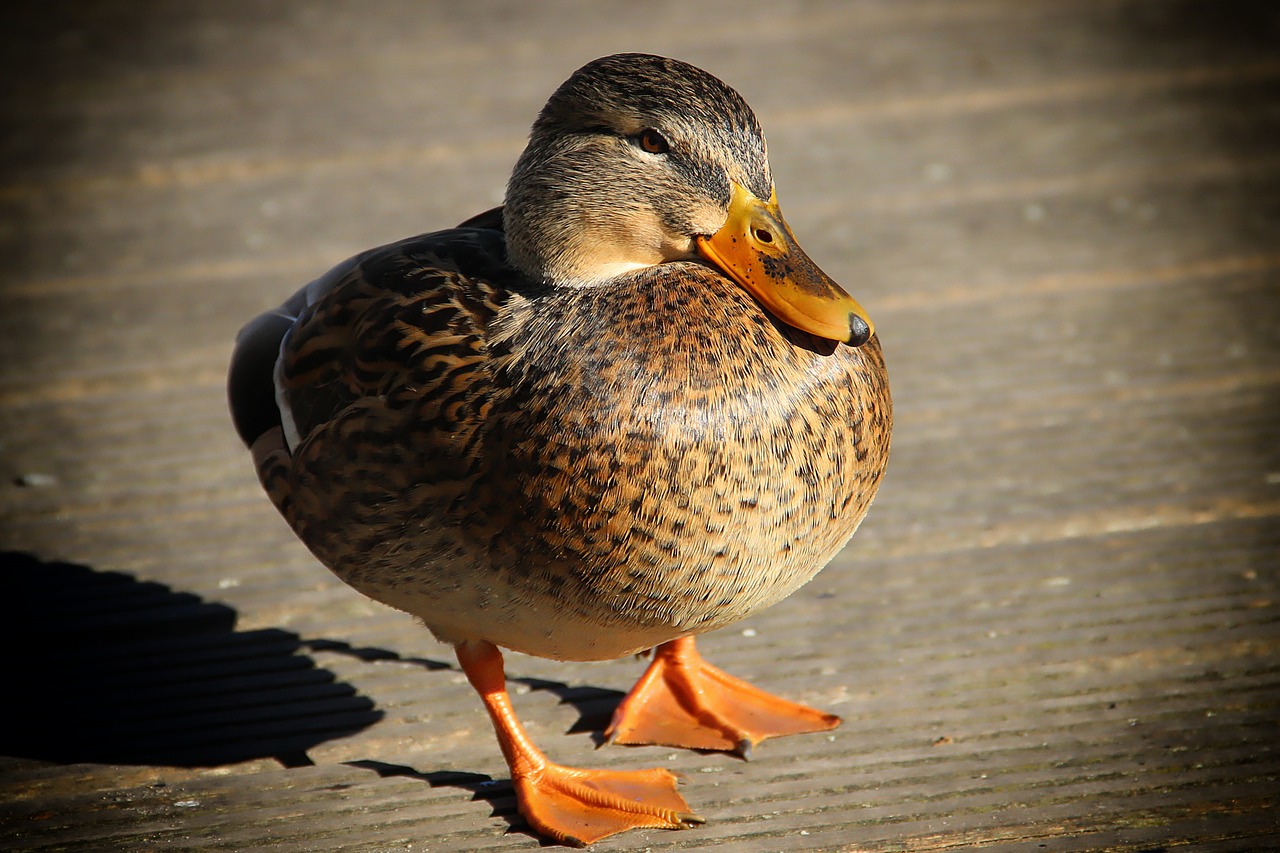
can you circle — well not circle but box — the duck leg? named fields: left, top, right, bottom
left=604, top=636, right=840, bottom=757
left=455, top=640, right=704, bottom=847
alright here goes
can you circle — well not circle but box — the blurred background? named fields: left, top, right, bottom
left=2, top=2, right=1278, bottom=850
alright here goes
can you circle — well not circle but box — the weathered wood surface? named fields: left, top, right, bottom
left=2, top=1, right=1277, bottom=850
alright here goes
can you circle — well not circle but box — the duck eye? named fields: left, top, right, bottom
left=637, top=128, right=670, bottom=155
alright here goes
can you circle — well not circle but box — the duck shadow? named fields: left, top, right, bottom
left=301, top=637, right=626, bottom=741
left=0, top=551, right=386, bottom=768
left=344, top=759, right=531, bottom=839
left=517, top=676, right=626, bottom=741
left=1, top=550, right=628, bottom=839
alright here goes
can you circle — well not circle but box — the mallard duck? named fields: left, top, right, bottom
left=228, top=53, right=891, bottom=846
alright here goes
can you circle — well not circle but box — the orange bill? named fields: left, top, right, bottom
left=697, top=180, right=873, bottom=346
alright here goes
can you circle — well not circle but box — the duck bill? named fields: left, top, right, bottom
left=696, top=180, right=873, bottom=346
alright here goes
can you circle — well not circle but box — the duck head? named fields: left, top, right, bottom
left=503, top=53, right=873, bottom=347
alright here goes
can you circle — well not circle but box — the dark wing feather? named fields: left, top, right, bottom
left=276, top=227, right=515, bottom=450
left=227, top=214, right=514, bottom=454
left=227, top=308, right=295, bottom=447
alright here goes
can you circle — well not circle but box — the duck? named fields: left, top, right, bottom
left=228, top=53, right=891, bottom=847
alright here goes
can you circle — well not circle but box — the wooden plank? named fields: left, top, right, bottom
left=2, top=0, right=1278, bottom=850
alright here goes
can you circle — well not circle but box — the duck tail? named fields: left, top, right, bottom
left=228, top=248, right=366, bottom=449
left=227, top=305, right=297, bottom=448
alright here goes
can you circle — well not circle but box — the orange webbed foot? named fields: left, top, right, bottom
left=605, top=637, right=840, bottom=757
left=455, top=640, right=703, bottom=847
left=514, top=762, right=703, bottom=847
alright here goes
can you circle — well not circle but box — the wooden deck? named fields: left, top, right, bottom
left=3, top=1, right=1278, bottom=850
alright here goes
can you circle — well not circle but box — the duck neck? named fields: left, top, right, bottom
left=502, top=139, right=694, bottom=288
